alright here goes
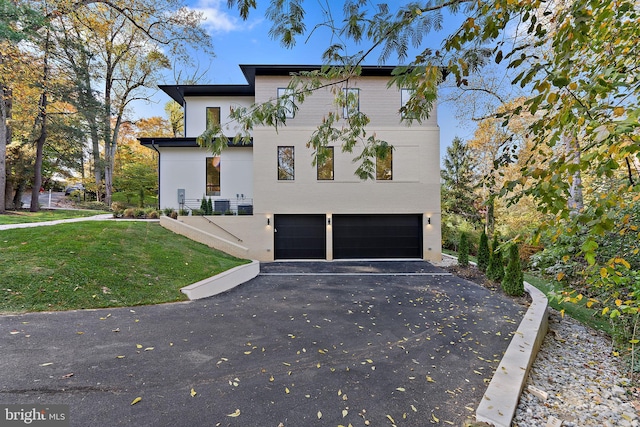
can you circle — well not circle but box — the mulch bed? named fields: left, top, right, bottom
left=445, top=264, right=532, bottom=308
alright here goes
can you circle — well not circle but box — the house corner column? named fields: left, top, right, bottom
left=326, top=213, right=333, bottom=260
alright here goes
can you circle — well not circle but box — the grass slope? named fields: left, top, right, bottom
left=0, top=221, right=248, bottom=313
left=0, top=209, right=106, bottom=225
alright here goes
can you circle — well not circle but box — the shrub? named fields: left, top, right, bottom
left=123, top=208, right=136, bottom=218
left=207, top=198, right=213, bottom=215
left=163, top=207, right=173, bottom=216
left=111, top=201, right=127, bottom=213
left=147, top=210, right=159, bottom=219
left=458, top=233, right=469, bottom=267
left=477, top=229, right=490, bottom=272
left=200, top=196, right=207, bottom=214
left=169, top=210, right=178, bottom=219
left=486, top=235, right=504, bottom=282
left=502, top=244, right=524, bottom=296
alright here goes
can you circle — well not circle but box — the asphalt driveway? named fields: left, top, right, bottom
left=0, top=261, right=525, bottom=426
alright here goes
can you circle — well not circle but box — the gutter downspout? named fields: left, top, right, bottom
left=150, top=139, right=160, bottom=210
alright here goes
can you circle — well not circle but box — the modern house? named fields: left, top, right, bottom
left=140, top=64, right=442, bottom=262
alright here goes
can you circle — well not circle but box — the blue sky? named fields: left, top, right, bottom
left=136, top=1, right=477, bottom=161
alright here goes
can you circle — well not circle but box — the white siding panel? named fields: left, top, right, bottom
left=158, top=146, right=253, bottom=210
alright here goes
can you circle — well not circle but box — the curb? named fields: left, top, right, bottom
left=180, top=260, right=260, bottom=300
left=475, top=281, right=549, bottom=426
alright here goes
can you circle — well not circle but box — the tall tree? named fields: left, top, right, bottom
left=1, top=0, right=211, bottom=212
left=0, top=0, right=44, bottom=212
left=164, top=101, right=183, bottom=137
left=441, top=136, right=479, bottom=223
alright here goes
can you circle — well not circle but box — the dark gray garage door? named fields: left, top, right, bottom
left=333, top=214, right=422, bottom=259
left=274, top=214, right=326, bottom=259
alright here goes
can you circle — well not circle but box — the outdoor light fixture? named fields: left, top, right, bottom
left=328, top=218, right=331, bottom=225
left=427, top=217, right=431, bottom=225
left=267, top=218, right=270, bottom=226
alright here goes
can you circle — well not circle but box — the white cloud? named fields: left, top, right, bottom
left=191, top=0, right=240, bottom=33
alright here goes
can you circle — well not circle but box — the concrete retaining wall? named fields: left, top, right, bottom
left=180, top=260, right=260, bottom=300
left=476, top=282, right=549, bottom=426
left=160, top=216, right=251, bottom=260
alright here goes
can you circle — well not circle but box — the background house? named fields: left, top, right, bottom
left=140, top=64, right=442, bottom=262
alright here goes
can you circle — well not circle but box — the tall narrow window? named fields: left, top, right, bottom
left=342, top=88, right=359, bottom=118
left=278, top=146, right=295, bottom=180
left=277, top=88, right=295, bottom=119
left=376, top=147, right=392, bottom=180
left=317, top=146, right=334, bottom=180
left=401, top=89, right=416, bottom=119
left=206, top=157, right=221, bottom=195
left=206, top=107, right=221, bottom=129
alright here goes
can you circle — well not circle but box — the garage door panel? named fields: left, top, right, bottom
left=274, top=215, right=326, bottom=259
left=333, top=214, right=422, bottom=259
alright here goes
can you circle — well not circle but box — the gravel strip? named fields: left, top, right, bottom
left=513, top=309, right=640, bottom=427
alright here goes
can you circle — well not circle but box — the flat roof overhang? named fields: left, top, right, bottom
left=138, top=137, right=253, bottom=148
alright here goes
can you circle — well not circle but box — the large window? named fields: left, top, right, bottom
left=376, top=147, right=392, bottom=180
left=317, top=146, right=334, bottom=180
left=277, top=88, right=295, bottom=119
left=206, top=107, right=220, bottom=129
left=342, top=88, right=360, bottom=118
left=278, top=146, right=295, bottom=180
left=206, top=157, right=221, bottom=195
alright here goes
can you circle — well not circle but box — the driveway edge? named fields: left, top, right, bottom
left=475, top=281, right=549, bottom=426
left=181, top=260, right=260, bottom=300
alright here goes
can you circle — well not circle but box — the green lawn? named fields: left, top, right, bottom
left=0, top=221, right=248, bottom=313
left=0, top=209, right=106, bottom=225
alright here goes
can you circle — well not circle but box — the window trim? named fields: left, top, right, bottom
left=342, top=88, right=360, bottom=118
left=316, top=146, right=334, bottom=181
left=277, top=88, right=295, bottom=119
left=277, top=146, right=295, bottom=181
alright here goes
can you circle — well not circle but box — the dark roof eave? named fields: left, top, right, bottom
left=139, top=137, right=253, bottom=148
left=159, top=65, right=449, bottom=102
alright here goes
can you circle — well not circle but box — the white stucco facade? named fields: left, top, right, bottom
left=141, top=65, right=442, bottom=262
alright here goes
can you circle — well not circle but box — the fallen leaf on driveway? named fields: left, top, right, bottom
left=131, top=397, right=142, bottom=405
left=39, top=363, right=53, bottom=367
left=190, top=388, right=197, bottom=397
left=227, top=409, right=240, bottom=417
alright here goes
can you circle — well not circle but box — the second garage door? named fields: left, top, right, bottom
left=333, top=214, right=422, bottom=259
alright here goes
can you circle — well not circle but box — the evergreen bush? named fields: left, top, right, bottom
left=458, top=232, right=469, bottom=267
left=200, top=196, right=207, bottom=214
left=477, top=229, right=490, bottom=272
left=487, top=235, right=504, bottom=282
left=207, top=198, right=213, bottom=215
left=502, top=244, right=524, bottom=296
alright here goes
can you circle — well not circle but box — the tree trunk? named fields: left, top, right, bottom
left=565, top=134, right=583, bottom=216
left=12, top=180, right=25, bottom=209
left=30, top=33, right=50, bottom=212
left=30, top=116, right=46, bottom=212
left=0, top=78, right=9, bottom=213
left=486, top=195, right=495, bottom=237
